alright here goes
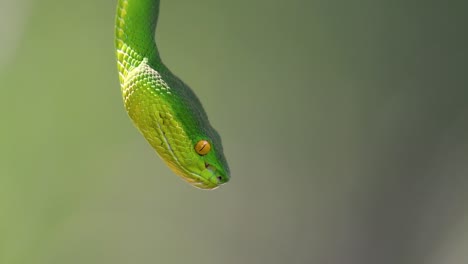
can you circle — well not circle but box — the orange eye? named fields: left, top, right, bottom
left=195, top=140, right=211, bottom=155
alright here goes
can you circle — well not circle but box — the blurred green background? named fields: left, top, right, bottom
left=1, top=0, right=467, bottom=263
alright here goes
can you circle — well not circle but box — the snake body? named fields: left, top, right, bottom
left=115, top=0, right=230, bottom=189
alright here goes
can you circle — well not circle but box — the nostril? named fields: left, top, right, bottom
left=217, top=176, right=222, bottom=181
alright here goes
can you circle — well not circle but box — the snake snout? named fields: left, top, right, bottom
left=203, top=164, right=228, bottom=185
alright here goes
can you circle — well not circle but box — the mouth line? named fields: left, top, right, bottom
left=155, top=120, right=219, bottom=187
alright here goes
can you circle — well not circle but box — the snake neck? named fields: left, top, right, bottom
left=116, top=0, right=161, bottom=82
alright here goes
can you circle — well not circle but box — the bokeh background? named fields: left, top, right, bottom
left=1, top=0, right=467, bottom=263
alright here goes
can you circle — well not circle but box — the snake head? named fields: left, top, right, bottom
left=168, top=119, right=230, bottom=189
left=160, top=132, right=230, bottom=189
left=133, top=99, right=230, bottom=190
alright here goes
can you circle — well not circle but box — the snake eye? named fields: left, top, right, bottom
left=195, top=140, right=211, bottom=155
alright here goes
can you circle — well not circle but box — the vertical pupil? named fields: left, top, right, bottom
left=195, top=140, right=211, bottom=155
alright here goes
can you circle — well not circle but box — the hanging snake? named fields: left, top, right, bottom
left=115, top=0, right=230, bottom=189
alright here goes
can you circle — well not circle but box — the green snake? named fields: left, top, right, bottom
left=115, top=0, right=230, bottom=189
